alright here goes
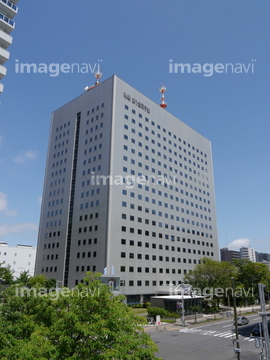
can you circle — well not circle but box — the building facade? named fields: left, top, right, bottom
left=35, top=75, right=219, bottom=303
left=256, top=252, right=270, bottom=263
left=0, top=0, right=19, bottom=93
left=239, top=246, right=256, bottom=262
left=0, top=242, right=36, bottom=278
left=220, top=247, right=240, bottom=263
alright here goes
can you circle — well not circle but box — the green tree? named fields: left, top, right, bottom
left=27, top=274, right=47, bottom=288
left=16, top=270, right=31, bottom=285
left=0, top=272, right=160, bottom=359
left=233, top=259, right=269, bottom=304
left=184, top=257, right=238, bottom=308
left=0, top=263, right=14, bottom=284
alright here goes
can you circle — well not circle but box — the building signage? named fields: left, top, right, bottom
left=123, top=92, right=150, bottom=113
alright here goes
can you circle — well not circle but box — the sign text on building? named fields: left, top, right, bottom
left=123, top=92, right=150, bottom=114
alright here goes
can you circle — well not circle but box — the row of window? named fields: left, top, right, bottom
left=54, top=139, right=69, bottom=149
left=81, top=188, right=100, bottom=198
left=120, top=252, right=213, bottom=260
left=78, top=225, right=99, bottom=233
left=55, top=130, right=70, bottom=141
left=79, top=212, right=99, bottom=221
left=56, top=122, right=71, bottom=132
left=44, top=242, right=59, bottom=249
left=53, top=148, right=68, bottom=158
left=85, top=123, right=104, bottom=135
left=77, top=251, right=97, bottom=258
left=86, top=103, right=104, bottom=116
left=122, top=213, right=211, bottom=223
left=44, top=254, right=59, bottom=260
left=84, top=133, right=103, bottom=144
left=121, top=203, right=213, bottom=237
left=77, top=238, right=97, bottom=246
left=123, top=104, right=207, bottom=158
left=122, top=187, right=210, bottom=208
left=83, top=143, right=103, bottom=155
left=0, top=252, right=32, bottom=257
left=46, top=220, right=62, bottom=228
left=79, top=200, right=100, bottom=210
left=120, top=238, right=213, bottom=248
left=76, top=265, right=96, bottom=273
left=120, top=265, right=197, bottom=273
left=82, top=154, right=102, bottom=166
left=42, top=266, right=58, bottom=273
left=123, top=144, right=209, bottom=191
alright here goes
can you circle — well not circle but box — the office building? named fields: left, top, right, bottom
left=240, top=246, right=256, bottom=262
left=220, top=247, right=240, bottom=263
left=0, top=242, right=36, bottom=278
left=256, top=251, right=270, bottom=263
left=0, top=0, right=19, bottom=93
left=35, top=75, right=219, bottom=303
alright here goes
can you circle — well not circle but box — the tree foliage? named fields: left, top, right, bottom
left=16, top=270, right=31, bottom=286
left=0, top=263, right=14, bottom=284
left=184, top=257, right=270, bottom=306
left=0, top=272, right=160, bottom=360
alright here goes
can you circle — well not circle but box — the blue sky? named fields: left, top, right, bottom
left=1, top=0, right=270, bottom=253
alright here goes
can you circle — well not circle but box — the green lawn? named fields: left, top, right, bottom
left=131, top=308, right=148, bottom=315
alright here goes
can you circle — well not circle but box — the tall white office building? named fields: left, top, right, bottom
left=0, top=0, right=19, bottom=93
left=240, top=247, right=256, bottom=262
left=35, top=75, right=219, bottom=304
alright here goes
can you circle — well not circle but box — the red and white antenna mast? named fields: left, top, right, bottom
left=159, top=85, right=167, bottom=109
left=84, top=62, right=103, bottom=92
left=94, top=64, right=102, bottom=86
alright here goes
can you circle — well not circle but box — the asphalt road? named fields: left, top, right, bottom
left=146, top=314, right=266, bottom=360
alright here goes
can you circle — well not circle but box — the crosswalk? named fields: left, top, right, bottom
left=178, top=327, right=255, bottom=342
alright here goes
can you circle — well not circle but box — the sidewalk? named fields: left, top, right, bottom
left=143, top=305, right=270, bottom=330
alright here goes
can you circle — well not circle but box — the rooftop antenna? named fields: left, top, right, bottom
left=94, top=62, right=102, bottom=86
left=84, top=61, right=103, bottom=92
left=159, top=85, right=167, bottom=109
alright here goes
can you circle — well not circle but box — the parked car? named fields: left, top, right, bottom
left=234, top=316, right=249, bottom=326
left=251, top=321, right=270, bottom=337
left=251, top=324, right=263, bottom=337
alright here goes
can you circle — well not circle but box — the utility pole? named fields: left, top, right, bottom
left=181, top=284, right=185, bottom=327
left=258, top=283, right=270, bottom=360
left=232, top=277, right=241, bottom=360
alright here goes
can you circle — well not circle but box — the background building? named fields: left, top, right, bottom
left=0, top=242, right=36, bottom=278
left=256, top=251, right=270, bottom=263
left=0, top=0, right=19, bottom=93
left=220, top=247, right=240, bottom=263
left=239, top=246, right=256, bottom=262
left=35, top=75, right=219, bottom=304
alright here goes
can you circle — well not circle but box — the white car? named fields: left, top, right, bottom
left=234, top=316, right=249, bottom=326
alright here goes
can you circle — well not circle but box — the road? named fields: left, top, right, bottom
left=146, top=314, right=265, bottom=360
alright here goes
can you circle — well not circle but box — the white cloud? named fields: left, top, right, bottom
left=228, top=238, right=250, bottom=251
left=0, top=192, right=8, bottom=212
left=0, top=192, right=17, bottom=216
left=13, top=150, right=38, bottom=164
left=38, top=196, right=42, bottom=204
left=0, top=223, right=38, bottom=237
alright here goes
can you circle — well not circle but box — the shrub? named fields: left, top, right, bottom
left=147, top=306, right=179, bottom=319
